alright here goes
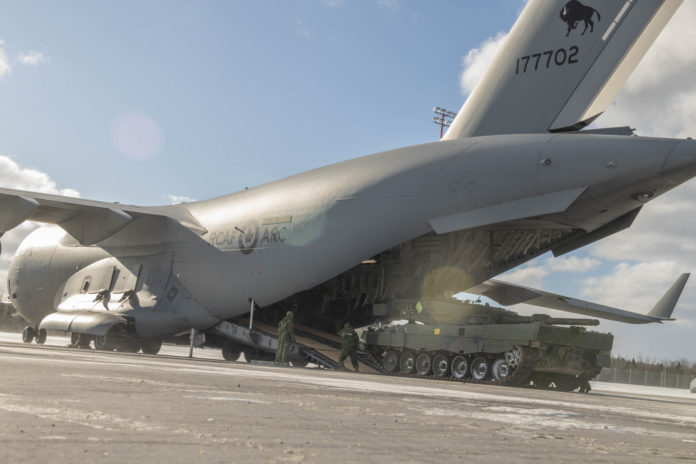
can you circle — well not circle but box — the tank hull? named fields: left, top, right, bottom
left=363, top=321, right=613, bottom=390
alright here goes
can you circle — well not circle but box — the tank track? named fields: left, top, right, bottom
left=363, top=345, right=540, bottom=387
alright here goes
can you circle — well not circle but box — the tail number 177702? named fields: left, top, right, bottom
left=516, top=46, right=579, bottom=75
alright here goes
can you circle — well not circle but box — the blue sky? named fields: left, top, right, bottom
left=1, top=1, right=695, bottom=362
left=0, top=0, right=522, bottom=204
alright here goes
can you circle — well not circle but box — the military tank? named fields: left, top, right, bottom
left=362, top=298, right=613, bottom=391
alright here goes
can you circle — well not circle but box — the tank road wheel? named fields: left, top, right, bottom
left=504, top=348, right=522, bottom=368
left=471, top=356, right=490, bottom=381
left=22, top=326, right=35, bottom=344
left=141, top=340, right=162, bottom=355
left=399, top=351, right=415, bottom=374
left=35, top=328, right=47, bottom=345
left=432, top=354, right=450, bottom=377
left=221, top=346, right=241, bottom=361
left=492, top=358, right=514, bottom=385
left=415, top=353, right=432, bottom=376
left=382, top=350, right=400, bottom=372
left=451, top=355, right=469, bottom=379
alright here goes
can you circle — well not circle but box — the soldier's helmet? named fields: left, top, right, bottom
left=287, top=311, right=294, bottom=318
left=344, top=322, right=352, bottom=329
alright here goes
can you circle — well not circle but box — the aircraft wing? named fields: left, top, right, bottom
left=466, top=273, right=690, bottom=324
left=444, top=0, right=683, bottom=139
left=0, top=187, right=206, bottom=246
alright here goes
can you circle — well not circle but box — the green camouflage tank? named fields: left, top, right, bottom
left=364, top=298, right=612, bottom=391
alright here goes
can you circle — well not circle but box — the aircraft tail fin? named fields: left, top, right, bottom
left=444, top=0, right=683, bottom=139
left=647, top=273, right=690, bottom=320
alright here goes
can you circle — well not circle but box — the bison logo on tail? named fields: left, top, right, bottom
left=560, top=0, right=600, bottom=36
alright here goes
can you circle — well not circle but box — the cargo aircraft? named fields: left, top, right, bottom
left=3, top=0, right=693, bottom=359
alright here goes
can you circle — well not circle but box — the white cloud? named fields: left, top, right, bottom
left=545, top=256, right=601, bottom=273
left=296, top=19, right=311, bottom=40
left=459, top=32, right=507, bottom=96
left=598, top=2, right=696, bottom=138
left=0, top=155, right=80, bottom=289
left=17, top=51, right=46, bottom=66
left=499, top=264, right=548, bottom=289
left=168, top=194, right=196, bottom=204
left=376, top=0, right=398, bottom=8
left=581, top=261, right=688, bottom=310
left=321, top=0, right=343, bottom=7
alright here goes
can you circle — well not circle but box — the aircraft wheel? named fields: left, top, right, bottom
left=415, top=352, right=432, bottom=376
left=382, top=350, right=399, bottom=372
left=35, top=328, right=47, bottom=345
left=22, top=326, right=35, bottom=344
left=116, top=341, right=139, bottom=353
left=399, top=351, right=415, bottom=374
left=141, top=340, right=162, bottom=355
left=290, top=358, right=308, bottom=367
left=94, top=334, right=116, bottom=351
left=451, top=355, right=469, bottom=379
left=432, top=353, right=450, bottom=377
left=492, top=358, right=513, bottom=384
left=76, top=334, right=92, bottom=349
left=471, top=356, right=490, bottom=381
left=221, top=346, right=241, bottom=361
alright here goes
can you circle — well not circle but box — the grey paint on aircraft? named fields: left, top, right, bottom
left=1, top=0, right=692, bottom=342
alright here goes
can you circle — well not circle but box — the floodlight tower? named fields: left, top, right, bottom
left=433, top=107, right=457, bottom=139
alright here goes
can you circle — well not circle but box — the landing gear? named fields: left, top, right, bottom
left=290, top=358, right=309, bottom=368
left=221, top=346, right=241, bottom=361
left=35, top=328, right=47, bottom=345
left=141, top=340, right=162, bottom=355
left=94, top=334, right=116, bottom=351
left=22, top=326, right=35, bottom=344
left=115, top=341, right=139, bottom=353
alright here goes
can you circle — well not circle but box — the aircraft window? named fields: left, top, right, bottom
left=81, top=279, right=91, bottom=293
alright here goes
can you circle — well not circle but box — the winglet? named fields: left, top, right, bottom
left=647, top=273, right=690, bottom=320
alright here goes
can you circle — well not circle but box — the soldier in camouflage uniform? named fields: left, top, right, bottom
left=337, top=322, right=359, bottom=372
left=275, top=311, right=295, bottom=366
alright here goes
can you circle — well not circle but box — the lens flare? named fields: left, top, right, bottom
left=110, top=112, right=163, bottom=160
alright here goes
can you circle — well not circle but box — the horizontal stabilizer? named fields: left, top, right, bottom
left=466, top=273, right=690, bottom=324
left=647, top=273, right=690, bottom=320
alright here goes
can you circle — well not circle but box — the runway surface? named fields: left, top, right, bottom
left=1, top=333, right=695, bottom=463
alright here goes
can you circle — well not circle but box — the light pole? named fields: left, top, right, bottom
left=433, top=106, right=457, bottom=139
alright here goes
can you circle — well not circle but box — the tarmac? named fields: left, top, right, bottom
left=1, top=333, right=695, bottom=463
